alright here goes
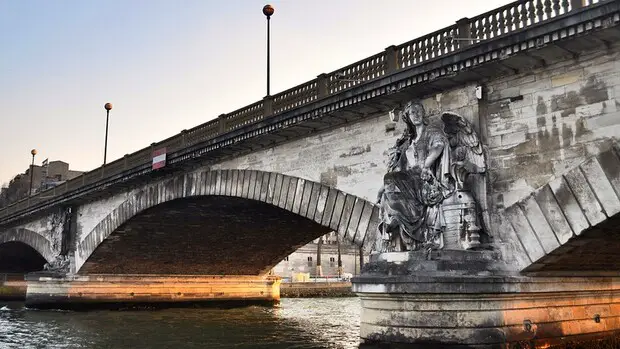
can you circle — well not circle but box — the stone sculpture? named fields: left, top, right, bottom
left=43, top=254, right=70, bottom=273
left=376, top=101, right=486, bottom=252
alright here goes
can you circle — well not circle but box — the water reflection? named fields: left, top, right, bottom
left=0, top=298, right=362, bottom=349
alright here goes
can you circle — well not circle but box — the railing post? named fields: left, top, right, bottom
left=456, top=17, right=472, bottom=48
left=123, top=154, right=129, bottom=170
left=263, top=96, right=273, bottom=117
left=316, top=73, right=328, bottom=99
left=181, top=129, right=187, bottom=147
left=218, top=114, right=227, bottom=134
left=570, top=0, right=583, bottom=11
left=385, top=45, right=399, bottom=73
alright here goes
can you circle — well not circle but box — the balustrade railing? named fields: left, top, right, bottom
left=224, top=101, right=264, bottom=132
left=0, top=0, right=608, bottom=221
left=397, top=24, right=460, bottom=69
left=468, top=0, right=579, bottom=42
left=273, top=81, right=318, bottom=114
left=327, top=52, right=388, bottom=94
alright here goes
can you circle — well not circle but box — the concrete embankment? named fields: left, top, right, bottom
left=280, top=281, right=354, bottom=298
left=24, top=274, right=281, bottom=309
left=0, top=274, right=26, bottom=300
left=3, top=275, right=354, bottom=304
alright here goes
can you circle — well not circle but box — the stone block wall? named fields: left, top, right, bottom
left=483, top=47, right=620, bottom=211
left=212, top=84, right=480, bottom=204
left=480, top=47, right=620, bottom=265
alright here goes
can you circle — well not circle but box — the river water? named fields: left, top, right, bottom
left=0, top=298, right=362, bottom=349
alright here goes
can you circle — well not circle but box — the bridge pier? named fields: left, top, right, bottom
left=24, top=274, right=280, bottom=309
left=353, top=251, right=620, bottom=348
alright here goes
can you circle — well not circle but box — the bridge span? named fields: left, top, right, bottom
left=2, top=0, right=620, bottom=347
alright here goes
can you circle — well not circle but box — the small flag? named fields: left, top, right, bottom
left=41, top=158, right=48, bottom=167
left=152, top=148, right=167, bottom=170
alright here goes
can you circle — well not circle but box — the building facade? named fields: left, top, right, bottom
left=0, top=160, right=83, bottom=208
left=272, top=231, right=370, bottom=280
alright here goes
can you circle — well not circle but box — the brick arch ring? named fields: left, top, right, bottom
left=0, top=228, right=56, bottom=263
left=76, top=169, right=380, bottom=272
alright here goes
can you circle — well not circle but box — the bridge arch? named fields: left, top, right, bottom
left=0, top=228, right=55, bottom=263
left=502, top=145, right=620, bottom=274
left=0, top=228, right=54, bottom=273
left=76, top=169, right=379, bottom=274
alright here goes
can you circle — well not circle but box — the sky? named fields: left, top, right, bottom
left=0, top=0, right=512, bottom=185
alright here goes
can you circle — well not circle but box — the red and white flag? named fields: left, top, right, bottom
left=152, top=148, right=167, bottom=170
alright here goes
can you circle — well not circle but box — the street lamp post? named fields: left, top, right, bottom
left=29, top=149, right=37, bottom=196
left=103, top=102, right=113, bottom=165
left=263, top=4, right=274, bottom=96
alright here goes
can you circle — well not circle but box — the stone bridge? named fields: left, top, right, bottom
left=1, top=169, right=376, bottom=274
left=2, top=0, right=620, bottom=346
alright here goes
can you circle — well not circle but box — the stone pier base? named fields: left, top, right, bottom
left=353, top=251, right=620, bottom=348
left=24, top=274, right=280, bottom=309
left=0, top=274, right=26, bottom=300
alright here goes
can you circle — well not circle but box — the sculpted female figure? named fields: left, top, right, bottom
left=377, top=101, right=454, bottom=251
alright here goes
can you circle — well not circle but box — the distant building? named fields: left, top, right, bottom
left=0, top=160, right=83, bottom=208
left=272, top=231, right=369, bottom=279
left=36, top=160, right=83, bottom=192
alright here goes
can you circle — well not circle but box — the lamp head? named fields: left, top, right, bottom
left=263, top=4, right=274, bottom=17
left=31, top=149, right=37, bottom=156
left=104, top=102, right=113, bottom=111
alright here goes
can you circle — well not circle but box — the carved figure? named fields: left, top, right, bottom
left=43, top=255, right=70, bottom=273
left=377, top=101, right=485, bottom=252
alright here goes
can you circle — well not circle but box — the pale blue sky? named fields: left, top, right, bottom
left=0, top=0, right=510, bottom=185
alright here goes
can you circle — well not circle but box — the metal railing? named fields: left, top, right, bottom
left=0, top=0, right=605, bottom=221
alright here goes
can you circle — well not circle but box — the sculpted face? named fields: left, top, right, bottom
left=403, top=102, right=425, bottom=126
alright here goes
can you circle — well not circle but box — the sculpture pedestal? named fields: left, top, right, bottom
left=24, top=273, right=281, bottom=309
left=353, top=251, right=620, bottom=348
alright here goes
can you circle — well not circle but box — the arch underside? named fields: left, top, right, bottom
left=0, top=241, right=47, bottom=273
left=79, top=196, right=332, bottom=275
left=525, top=213, right=620, bottom=273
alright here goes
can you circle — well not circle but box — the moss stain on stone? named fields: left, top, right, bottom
left=537, top=96, right=548, bottom=116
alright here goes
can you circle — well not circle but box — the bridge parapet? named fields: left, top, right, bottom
left=0, top=0, right=611, bottom=224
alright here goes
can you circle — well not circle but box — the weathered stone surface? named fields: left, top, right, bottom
left=285, top=178, right=298, bottom=212
left=329, top=192, right=347, bottom=231
left=597, top=148, right=620, bottom=199
left=306, top=182, right=321, bottom=220
left=534, top=185, right=575, bottom=245
left=354, top=272, right=620, bottom=347
left=548, top=176, right=590, bottom=235
left=520, top=196, right=561, bottom=253
left=355, top=203, right=375, bottom=246
left=505, top=205, right=546, bottom=262
left=345, top=198, right=365, bottom=243
left=319, top=188, right=337, bottom=226
left=339, top=195, right=357, bottom=235
left=580, top=157, right=620, bottom=217
left=564, top=166, right=606, bottom=226
left=298, top=180, right=313, bottom=217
